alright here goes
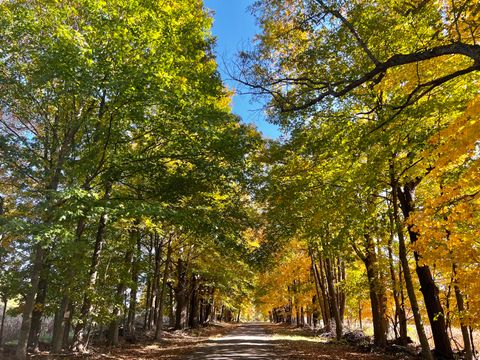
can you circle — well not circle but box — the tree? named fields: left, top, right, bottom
left=240, top=0, right=479, bottom=120
left=0, top=0, right=262, bottom=358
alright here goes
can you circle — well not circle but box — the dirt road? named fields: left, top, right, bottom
left=187, top=323, right=287, bottom=359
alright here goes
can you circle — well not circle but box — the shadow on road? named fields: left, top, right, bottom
left=187, top=323, right=285, bottom=359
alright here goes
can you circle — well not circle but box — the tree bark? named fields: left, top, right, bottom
left=155, top=235, right=173, bottom=339
left=28, top=269, right=49, bottom=352
left=143, top=235, right=154, bottom=330
left=188, top=274, right=198, bottom=329
left=0, top=297, right=7, bottom=347
left=107, top=286, right=124, bottom=347
left=62, top=303, right=74, bottom=349
left=391, top=173, right=433, bottom=360
left=338, top=259, right=346, bottom=322
left=324, top=258, right=342, bottom=340
left=51, top=217, right=86, bottom=352
left=452, top=264, right=473, bottom=360
left=387, top=207, right=408, bottom=345
left=362, top=234, right=388, bottom=347
left=71, top=188, right=110, bottom=353
left=397, top=183, right=453, bottom=359
left=149, top=234, right=162, bottom=328
left=51, top=296, right=70, bottom=352
left=16, top=245, right=46, bottom=360
left=126, top=229, right=141, bottom=340
left=174, top=256, right=188, bottom=330
left=108, top=244, right=135, bottom=346
left=316, top=253, right=331, bottom=330
left=311, top=256, right=328, bottom=329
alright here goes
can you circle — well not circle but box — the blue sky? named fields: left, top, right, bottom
left=203, top=0, right=281, bottom=139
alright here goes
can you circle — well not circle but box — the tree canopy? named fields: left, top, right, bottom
left=0, top=1, right=479, bottom=360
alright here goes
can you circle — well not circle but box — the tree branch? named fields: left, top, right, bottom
left=279, top=43, right=480, bottom=112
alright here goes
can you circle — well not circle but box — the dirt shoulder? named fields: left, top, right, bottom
left=1, top=323, right=238, bottom=360
left=1, top=322, right=421, bottom=360
left=263, top=323, right=420, bottom=360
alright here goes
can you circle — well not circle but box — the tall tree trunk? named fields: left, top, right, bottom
left=0, top=297, right=7, bottom=347
left=188, top=274, right=198, bottom=328
left=219, top=305, right=224, bottom=322
left=16, top=245, right=46, bottom=360
left=143, top=278, right=151, bottom=330
left=338, top=259, right=346, bottom=322
left=51, top=217, right=86, bottom=352
left=174, top=256, right=188, bottom=330
left=62, top=303, right=74, bottom=349
left=108, top=245, right=135, bottom=346
left=150, top=234, right=161, bottom=328
left=452, top=264, right=473, bottom=360
left=16, top=106, right=81, bottom=359
left=295, top=304, right=300, bottom=326
left=144, top=235, right=154, bottom=330
left=391, top=173, right=433, bottom=360
left=398, top=261, right=408, bottom=337
left=387, top=207, right=408, bottom=345
left=168, top=285, right=175, bottom=327
left=204, top=289, right=214, bottom=324
left=127, top=229, right=141, bottom=340
left=316, top=253, right=331, bottom=330
left=361, top=234, right=388, bottom=347
left=71, top=190, right=110, bottom=353
left=27, top=271, right=48, bottom=352
left=397, top=183, right=453, bottom=359
left=108, top=285, right=125, bottom=347
left=311, top=256, right=327, bottom=329
left=51, top=296, right=70, bottom=353
left=358, top=302, right=363, bottom=329
left=324, top=258, right=342, bottom=340
left=155, top=235, right=173, bottom=340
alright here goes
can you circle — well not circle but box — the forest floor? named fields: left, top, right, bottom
left=1, top=322, right=419, bottom=359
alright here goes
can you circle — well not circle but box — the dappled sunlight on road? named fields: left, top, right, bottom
left=187, top=323, right=285, bottom=359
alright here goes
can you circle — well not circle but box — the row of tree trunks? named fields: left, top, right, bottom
left=390, top=164, right=434, bottom=360
left=155, top=234, right=173, bottom=340
left=51, top=217, right=86, bottom=353
left=355, top=232, right=388, bottom=347
left=387, top=205, right=408, bottom=345
left=15, top=87, right=97, bottom=360
left=174, top=257, right=188, bottom=330
left=312, top=255, right=331, bottom=331
left=16, top=225, right=241, bottom=358
left=145, top=233, right=163, bottom=330
left=107, top=237, right=136, bottom=346
left=271, top=253, right=345, bottom=337
left=308, top=252, right=345, bottom=338
left=71, top=182, right=111, bottom=353
left=126, top=229, right=142, bottom=340
left=16, top=243, right=47, bottom=360
left=27, top=267, right=49, bottom=352
left=71, top=209, right=108, bottom=352
left=324, top=257, right=343, bottom=340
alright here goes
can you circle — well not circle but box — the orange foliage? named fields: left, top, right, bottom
left=256, top=239, right=315, bottom=316
left=412, top=95, right=480, bottom=326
